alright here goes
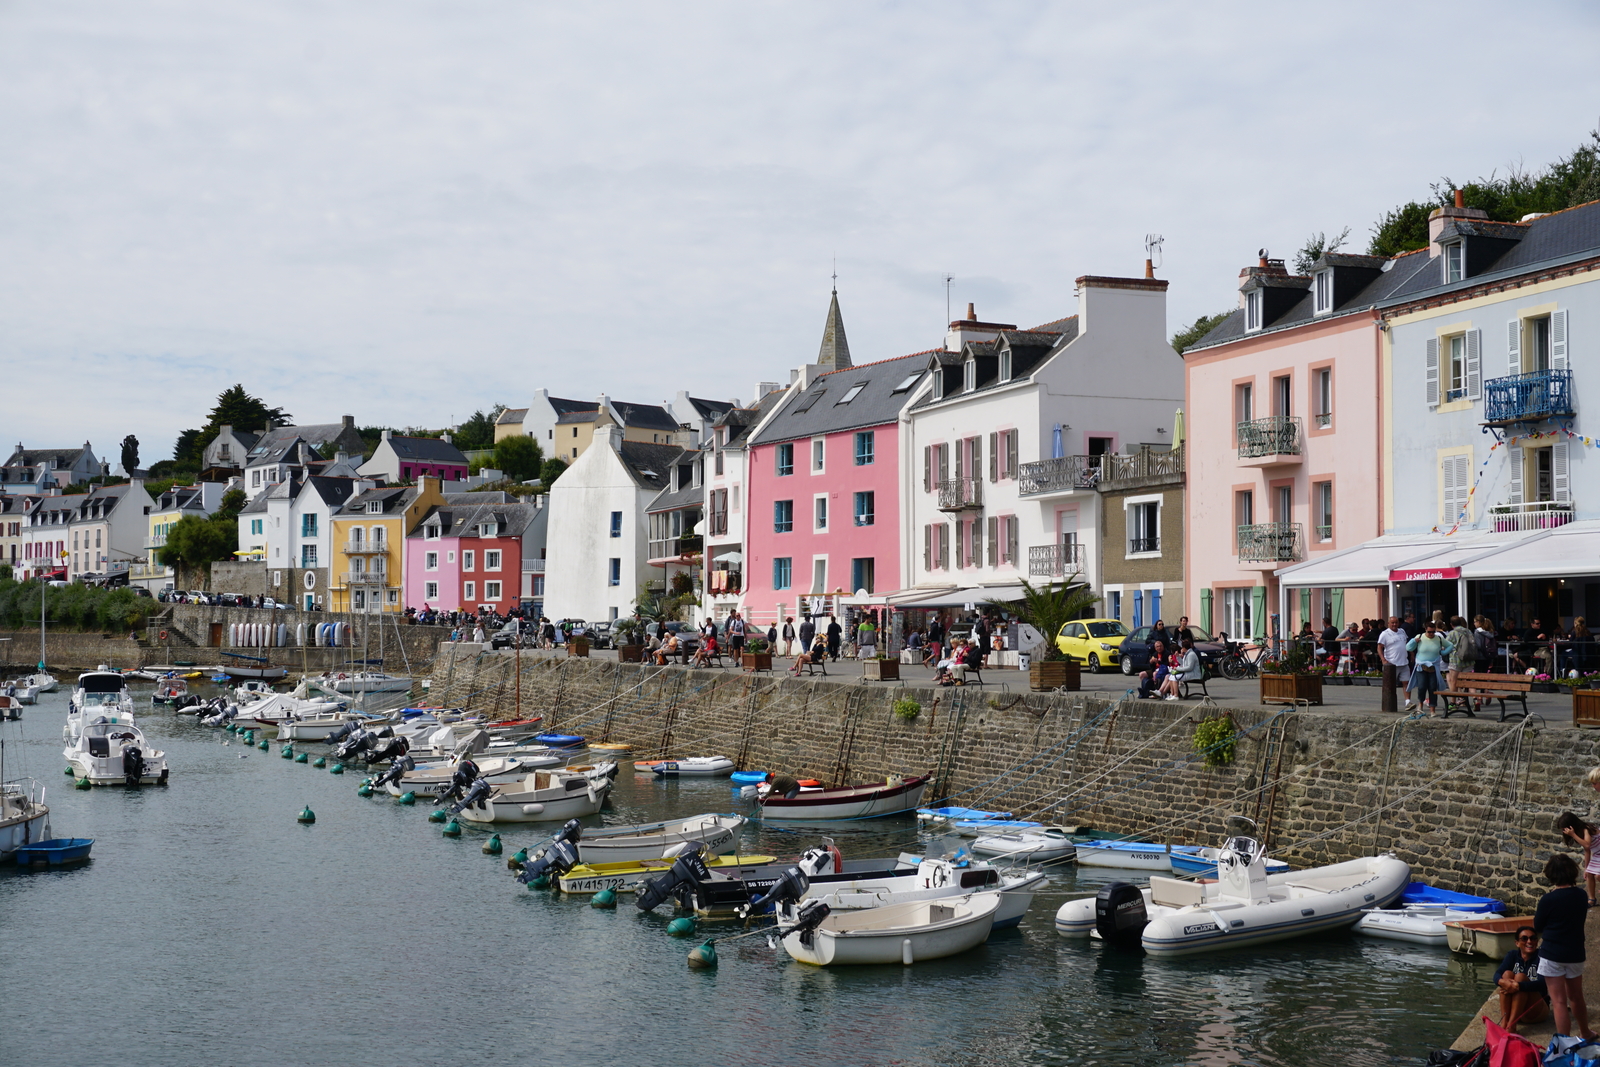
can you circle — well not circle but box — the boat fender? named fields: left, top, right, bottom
left=1094, top=882, right=1149, bottom=948
left=75, top=776, right=93, bottom=790
left=686, top=941, right=718, bottom=970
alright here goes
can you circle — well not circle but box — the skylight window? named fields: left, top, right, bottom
left=891, top=373, right=920, bottom=393
left=793, top=389, right=825, bottom=414
left=836, top=383, right=867, bottom=405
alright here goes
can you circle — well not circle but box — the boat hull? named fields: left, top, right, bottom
left=455, top=774, right=613, bottom=824
left=651, top=757, right=735, bottom=778
left=1, top=799, right=51, bottom=860
left=782, top=893, right=1000, bottom=965
left=557, top=852, right=777, bottom=894
left=970, top=830, right=1077, bottom=862
left=65, top=755, right=169, bottom=786
left=1073, top=840, right=1180, bottom=871
left=13, top=837, right=93, bottom=865
left=759, top=775, right=929, bottom=821
left=574, top=813, right=747, bottom=864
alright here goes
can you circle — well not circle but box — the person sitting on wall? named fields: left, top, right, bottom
left=1137, top=640, right=1168, bottom=699
left=1496, top=926, right=1550, bottom=1031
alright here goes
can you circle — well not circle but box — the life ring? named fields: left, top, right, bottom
left=158, top=631, right=168, bottom=641
left=828, top=842, right=844, bottom=874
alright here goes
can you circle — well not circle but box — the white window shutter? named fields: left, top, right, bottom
left=1465, top=329, right=1482, bottom=399
left=1007, top=430, right=1018, bottom=479
left=1007, top=516, right=1018, bottom=564
left=1552, top=309, right=1568, bottom=370
left=1553, top=440, right=1570, bottom=503
left=1507, top=319, right=1521, bottom=374
left=1508, top=446, right=1523, bottom=505
left=939, top=524, right=949, bottom=569
left=1441, top=456, right=1457, bottom=522
left=988, top=433, right=998, bottom=482
left=1454, top=455, right=1470, bottom=518
left=1425, top=337, right=1440, bottom=407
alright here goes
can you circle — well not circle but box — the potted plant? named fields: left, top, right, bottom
left=1530, top=672, right=1559, bottom=694
left=1007, top=577, right=1098, bottom=691
left=743, top=635, right=773, bottom=673
left=614, top=618, right=645, bottom=663
left=567, top=632, right=590, bottom=657
left=1573, top=679, right=1600, bottom=727
left=862, top=654, right=899, bottom=682
left=1259, top=646, right=1323, bottom=705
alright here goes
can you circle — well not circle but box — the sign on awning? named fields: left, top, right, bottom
left=1389, top=567, right=1462, bottom=582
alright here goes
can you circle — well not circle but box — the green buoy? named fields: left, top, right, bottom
left=511, top=846, right=529, bottom=864
left=225, top=723, right=236, bottom=733
left=591, top=887, right=617, bottom=909
left=329, top=763, right=344, bottom=775
left=687, top=941, right=718, bottom=969
left=280, top=745, right=294, bottom=759
left=313, top=757, right=326, bottom=768
left=65, top=766, right=75, bottom=776
left=257, top=740, right=269, bottom=751
left=527, top=874, right=550, bottom=891
left=297, top=806, right=316, bottom=824
left=483, top=834, right=503, bottom=856
left=441, top=819, right=461, bottom=838
left=294, top=752, right=308, bottom=764
left=75, top=776, right=92, bottom=790
left=396, top=791, right=416, bottom=806
left=427, top=809, right=448, bottom=823
left=667, top=917, right=697, bottom=938
left=356, top=783, right=373, bottom=798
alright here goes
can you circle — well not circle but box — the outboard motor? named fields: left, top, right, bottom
left=365, top=736, right=410, bottom=765
left=438, top=759, right=482, bottom=803
left=122, top=745, right=145, bottom=787
left=448, top=777, right=494, bottom=815
left=738, top=865, right=810, bottom=919
left=517, top=838, right=582, bottom=884
left=325, top=720, right=358, bottom=747
left=332, top=728, right=371, bottom=761
left=634, top=846, right=712, bottom=912
left=1094, top=881, right=1148, bottom=948
left=371, top=754, right=416, bottom=791
left=783, top=899, right=832, bottom=948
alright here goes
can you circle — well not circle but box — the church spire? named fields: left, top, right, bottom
left=816, top=279, right=852, bottom=369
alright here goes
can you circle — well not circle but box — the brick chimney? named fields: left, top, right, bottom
left=1427, top=188, right=1489, bottom=257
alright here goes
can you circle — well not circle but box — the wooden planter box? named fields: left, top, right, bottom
left=862, top=659, right=900, bottom=682
left=567, top=638, right=590, bottom=658
left=1575, top=688, right=1600, bottom=727
left=1260, top=673, right=1322, bottom=706
left=744, top=652, right=773, bottom=673
left=1030, top=659, right=1081, bottom=692
left=618, top=644, right=645, bottom=663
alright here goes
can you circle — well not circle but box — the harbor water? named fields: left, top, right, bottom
left=2, top=685, right=1494, bottom=1066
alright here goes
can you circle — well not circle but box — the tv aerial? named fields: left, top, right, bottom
left=1144, top=234, right=1164, bottom=270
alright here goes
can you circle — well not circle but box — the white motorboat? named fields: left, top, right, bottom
left=4, top=682, right=38, bottom=706
left=452, top=765, right=615, bottom=824
left=19, top=672, right=59, bottom=694
left=1, top=778, right=51, bottom=859
left=970, top=827, right=1079, bottom=863
left=248, top=693, right=348, bottom=733
left=383, top=755, right=545, bottom=798
left=573, top=813, right=747, bottom=864
left=801, top=857, right=1046, bottom=931
left=151, top=676, right=189, bottom=705
left=66, top=671, right=136, bottom=743
left=0, top=695, right=22, bottom=721
left=1054, top=828, right=1411, bottom=957
left=63, top=715, right=169, bottom=786
left=1073, top=839, right=1186, bottom=872
left=780, top=891, right=1001, bottom=966
left=274, top=713, right=371, bottom=742
left=758, top=774, right=929, bottom=821
left=232, top=680, right=277, bottom=704
left=323, top=671, right=413, bottom=695
left=651, top=756, right=736, bottom=778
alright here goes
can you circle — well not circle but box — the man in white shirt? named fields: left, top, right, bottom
left=1376, top=616, right=1411, bottom=714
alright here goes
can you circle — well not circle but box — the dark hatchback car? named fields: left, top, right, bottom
left=1118, top=624, right=1227, bottom=676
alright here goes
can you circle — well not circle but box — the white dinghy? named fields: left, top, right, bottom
left=450, top=764, right=616, bottom=825
left=969, top=827, right=1078, bottom=863
left=573, top=812, right=747, bottom=864
left=779, top=891, right=1001, bottom=966
left=800, top=856, right=1046, bottom=931
left=383, top=755, right=546, bottom=798
left=651, top=756, right=736, bottom=778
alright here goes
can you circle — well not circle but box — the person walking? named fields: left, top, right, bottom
left=1446, top=615, right=1475, bottom=693
left=781, top=616, right=797, bottom=656
left=1404, top=621, right=1453, bottom=715
left=798, top=615, right=816, bottom=654
left=857, top=615, right=878, bottom=659
left=825, top=615, right=842, bottom=661
left=1377, top=617, right=1410, bottom=714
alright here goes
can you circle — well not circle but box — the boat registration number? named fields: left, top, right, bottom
left=561, top=876, right=630, bottom=893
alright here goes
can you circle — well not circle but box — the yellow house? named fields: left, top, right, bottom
left=136, top=483, right=229, bottom=592
left=329, top=476, right=446, bottom=613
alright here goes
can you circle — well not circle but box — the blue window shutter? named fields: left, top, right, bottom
left=1132, top=590, right=1143, bottom=629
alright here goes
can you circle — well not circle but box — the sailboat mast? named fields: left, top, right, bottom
left=39, top=577, right=46, bottom=671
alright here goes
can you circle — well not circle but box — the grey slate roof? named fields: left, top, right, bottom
left=556, top=410, right=602, bottom=425
left=339, top=486, right=413, bottom=515
left=496, top=408, right=529, bottom=425
left=617, top=442, right=683, bottom=491
left=612, top=402, right=680, bottom=432
left=750, top=351, right=929, bottom=445
left=548, top=396, right=598, bottom=416
left=386, top=435, right=468, bottom=464
left=816, top=288, right=852, bottom=368
left=304, top=476, right=360, bottom=509
left=684, top=396, right=736, bottom=422
left=908, top=313, right=1080, bottom=411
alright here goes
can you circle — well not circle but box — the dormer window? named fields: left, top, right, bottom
left=366, top=501, right=381, bottom=514
left=1444, top=242, right=1464, bottom=283
left=931, top=368, right=944, bottom=401
left=480, top=523, right=497, bottom=537
left=836, top=383, right=866, bottom=405
left=1313, top=270, right=1333, bottom=315
left=1245, top=290, right=1263, bottom=332
left=998, top=349, right=1012, bottom=382
left=963, top=359, right=976, bottom=393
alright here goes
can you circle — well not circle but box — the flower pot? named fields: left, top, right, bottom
left=1030, top=659, right=1080, bottom=692
left=567, top=638, right=590, bottom=658
left=1575, top=688, right=1600, bottom=727
left=1532, top=682, right=1559, bottom=694
left=618, top=644, right=645, bottom=663
left=1260, top=673, right=1322, bottom=706
left=862, top=659, right=899, bottom=682
left=744, top=652, right=773, bottom=673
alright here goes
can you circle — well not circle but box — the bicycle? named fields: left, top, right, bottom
left=1216, top=632, right=1268, bottom=680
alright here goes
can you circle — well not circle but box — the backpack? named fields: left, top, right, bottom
left=1475, top=629, right=1498, bottom=660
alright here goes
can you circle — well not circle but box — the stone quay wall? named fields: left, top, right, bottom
left=157, top=604, right=451, bottom=667
left=431, top=646, right=1596, bottom=911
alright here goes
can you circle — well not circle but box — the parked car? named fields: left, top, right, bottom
left=1117, top=624, right=1226, bottom=677
left=1053, top=618, right=1131, bottom=673
left=490, top=620, right=533, bottom=650
left=588, top=621, right=614, bottom=649
left=262, top=597, right=285, bottom=609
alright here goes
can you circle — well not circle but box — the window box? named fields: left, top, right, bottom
left=1259, top=673, right=1322, bottom=706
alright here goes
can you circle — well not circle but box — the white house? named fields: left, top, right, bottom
left=2, top=443, right=102, bottom=492
left=67, top=481, right=156, bottom=582
left=241, top=418, right=366, bottom=500
left=701, top=389, right=789, bottom=622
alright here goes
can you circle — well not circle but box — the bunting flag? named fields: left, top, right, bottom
left=1432, top=423, right=1589, bottom=537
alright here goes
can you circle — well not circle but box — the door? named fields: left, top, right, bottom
left=208, top=623, right=223, bottom=647
left=1057, top=509, right=1080, bottom=573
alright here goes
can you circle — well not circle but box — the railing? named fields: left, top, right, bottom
left=1236, top=416, right=1303, bottom=459
left=1101, top=446, right=1184, bottom=484
left=1314, top=411, right=1332, bottom=429
left=143, top=535, right=167, bottom=549
left=1484, top=369, right=1574, bottom=425
left=1315, top=524, right=1332, bottom=542
left=1128, top=536, right=1159, bottom=553
left=648, top=536, right=703, bottom=561
left=1028, top=542, right=1086, bottom=579
left=343, top=540, right=388, bottom=554
left=1236, top=522, right=1303, bottom=563
left=342, top=572, right=388, bottom=585
left=936, top=477, right=983, bottom=511
left=1491, top=500, right=1574, bottom=533
left=524, top=558, right=547, bottom=572
left=1018, top=456, right=1100, bottom=495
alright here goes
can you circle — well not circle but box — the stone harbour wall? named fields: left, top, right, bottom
left=431, top=647, right=1596, bottom=911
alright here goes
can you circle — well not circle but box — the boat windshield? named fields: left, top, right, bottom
left=78, top=674, right=127, bottom=694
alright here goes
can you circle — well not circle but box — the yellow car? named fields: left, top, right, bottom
left=1055, top=618, right=1131, bottom=673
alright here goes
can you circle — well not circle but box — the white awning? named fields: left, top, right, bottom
left=1277, top=524, right=1600, bottom=586
left=1275, top=537, right=1451, bottom=588
left=889, top=584, right=1030, bottom=609
left=1460, top=523, right=1600, bottom=579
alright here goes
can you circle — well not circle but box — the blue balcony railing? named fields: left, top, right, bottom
left=1484, top=369, right=1574, bottom=425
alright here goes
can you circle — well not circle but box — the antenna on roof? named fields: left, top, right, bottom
left=943, top=274, right=954, bottom=323
left=1144, top=234, right=1164, bottom=271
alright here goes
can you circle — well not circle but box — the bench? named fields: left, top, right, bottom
left=793, top=655, right=828, bottom=677
left=1438, top=672, right=1531, bottom=721
left=1179, top=675, right=1210, bottom=700
left=954, top=664, right=986, bottom=686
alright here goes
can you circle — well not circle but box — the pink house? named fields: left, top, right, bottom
left=743, top=351, right=925, bottom=628
left=1184, top=252, right=1394, bottom=643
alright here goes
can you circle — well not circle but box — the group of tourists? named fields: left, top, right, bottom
left=1294, top=613, right=1595, bottom=681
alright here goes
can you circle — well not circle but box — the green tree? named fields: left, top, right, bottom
left=156, top=497, right=242, bottom=588
left=492, top=434, right=544, bottom=482
left=1171, top=311, right=1232, bottom=355
left=120, top=434, right=140, bottom=473
left=453, top=409, right=498, bottom=452
left=1292, top=227, right=1350, bottom=275
left=539, top=457, right=569, bottom=487
left=173, top=385, right=293, bottom=467
left=1005, top=578, right=1101, bottom=662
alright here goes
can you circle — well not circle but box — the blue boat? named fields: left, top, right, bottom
left=731, top=771, right=769, bottom=784
left=534, top=734, right=586, bottom=748
left=1169, top=846, right=1290, bottom=878
left=1398, top=881, right=1503, bottom=913
left=917, top=806, right=1014, bottom=822
left=13, top=838, right=94, bottom=866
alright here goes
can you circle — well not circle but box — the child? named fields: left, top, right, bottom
left=1535, top=853, right=1597, bottom=1040
left=1556, top=811, right=1600, bottom=905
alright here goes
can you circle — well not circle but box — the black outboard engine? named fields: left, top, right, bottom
left=634, top=846, right=712, bottom=912
left=122, top=745, right=145, bottom=787
left=365, top=736, right=409, bottom=765
left=517, top=838, right=582, bottom=884
left=1094, top=881, right=1148, bottom=948
left=784, top=899, right=832, bottom=948
left=448, top=777, right=493, bottom=815
left=738, top=865, right=810, bottom=919
left=332, top=728, right=371, bottom=761
left=438, top=759, right=484, bottom=803
left=371, top=754, right=416, bottom=790
left=325, top=720, right=358, bottom=747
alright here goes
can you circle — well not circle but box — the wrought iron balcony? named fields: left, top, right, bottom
left=342, top=571, right=388, bottom=586
left=1128, top=536, right=1159, bottom=554
left=1236, top=416, right=1303, bottom=461
left=1028, top=542, right=1086, bottom=579
left=1483, top=369, right=1574, bottom=426
left=343, top=540, right=388, bottom=554
left=1018, top=456, right=1100, bottom=495
left=936, top=477, right=984, bottom=511
left=1100, top=446, right=1184, bottom=485
left=1236, top=522, right=1303, bottom=563
left=1491, top=500, right=1574, bottom=533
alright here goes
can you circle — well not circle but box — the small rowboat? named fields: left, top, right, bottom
left=573, top=813, right=747, bottom=864
left=917, top=806, right=1012, bottom=824
left=1073, top=839, right=1186, bottom=872
left=557, top=852, right=777, bottom=894
left=731, top=770, right=769, bottom=784
left=13, top=838, right=94, bottom=866
left=780, top=891, right=1001, bottom=966
left=759, top=774, right=929, bottom=821
left=970, top=827, right=1078, bottom=862
left=588, top=742, right=631, bottom=754
left=535, top=734, right=586, bottom=748
left=1445, top=914, right=1538, bottom=958
left=651, top=756, right=735, bottom=778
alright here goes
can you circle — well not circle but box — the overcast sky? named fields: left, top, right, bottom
left=3, top=1, right=1598, bottom=462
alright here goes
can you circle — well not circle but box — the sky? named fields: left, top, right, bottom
left=2, top=1, right=1599, bottom=463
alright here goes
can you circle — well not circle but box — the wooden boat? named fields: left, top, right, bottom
left=13, top=837, right=93, bottom=866
left=453, top=766, right=614, bottom=824
left=557, top=852, right=777, bottom=894
left=573, top=813, right=746, bottom=865
left=588, top=742, right=631, bottom=754
left=651, top=756, right=735, bottom=778
left=1445, top=914, right=1537, bottom=958
left=969, top=827, right=1079, bottom=862
left=780, top=892, right=1001, bottom=965
left=758, top=774, right=929, bottom=821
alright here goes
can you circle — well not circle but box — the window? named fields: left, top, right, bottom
left=301, top=545, right=317, bottom=567
left=1529, top=316, right=1552, bottom=371
left=425, top=581, right=438, bottom=600
left=776, top=443, right=794, bottom=476
left=371, top=526, right=385, bottom=547
left=462, top=550, right=475, bottom=571
left=250, top=519, right=263, bottom=536
left=485, top=581, right=501, bottom=600
left=773, top=500, right=793, bottom=533
left=853, top=491, right=875, bottom=527
left=485, top=550, right=501, bottom=570
left=352, top=590, right=365, bottom=609
left=1245, top=290, right=1262, bottom=332
left=1313, top=270, right=1333, bottom=315
left=425, top=552, right=438, bottom=570
left=463, top=581, right=475, bottom=600
left=814, top=495, right=828, bottom=530
left=1440, top=454, right=1471, bottom=523
left=1447, top=335, right=1467, bottom=401
left=793, top=389, right=825, bottom=414
left=891, top=372, right=919, bottom=393
left=252, top=470, right=261, bottom=487
left=1314, top=368, right=1332, bottom=428
left=1236, top=383, right=1253, bottom=426
left=480, top=522, right=497, bottom=537
left=1315, top=481, right=1333, bottom=542
left=1128, top=501, right=1159, bottom=554
left=837, top=383, right=866, bottom=405
left=854, top=431, right=875, bottom=466
left=1445, top=241, right=1463, bottom=283
left=425, top=524, right=439, bottom=539
left=931, top=369, right=944, bottom=401
left=1236, top=490, right=1254, bottom=527
left=850, top=557, right=875, bottom=595
left=714, top=450, right=724, bottom=476
left=773, top=556, right=792, bottom=590
left=999, top=349, right=1012, bottom=382
left=1273, top=375, right=1291, bottom=417
left=608, top=558, right=621, bottom=586
left=812, top=437, right=825, bottom=472
left=1222, top=589, right=1252, bottom=639
left=609, top=511, right=622, bottom=538
left=366, top=502, right=381, bottom=514
left=387, top=590, right=398, bottom=605
left=963, top=359, right=976, bottom=392
left=1273, top=485, right=1291, bottom=524
left=301, top=514, right=317, bottom=537
left=811, top=557, right=827, bottom=593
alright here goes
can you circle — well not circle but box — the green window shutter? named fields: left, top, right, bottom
left=1199, top=588, right=1213, bottom=634
left=1330, top=587, right=1345, bottom=629
left=1250, top=585, right=1267, bottom=643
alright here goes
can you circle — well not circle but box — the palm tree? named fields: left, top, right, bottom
left=1007, top=576, right=1101, bottom=661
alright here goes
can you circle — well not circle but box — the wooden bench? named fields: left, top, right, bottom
left=793, top=655, right=828, bottom=677
left=1438, top=672, right=1531, bottom=721
left=1179, top=675, right=1210, bottom=700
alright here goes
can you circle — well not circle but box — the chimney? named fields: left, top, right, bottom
left=966, top=302, right=977, bottom=321
left=342, top=414, right=354, bottom=429
left=946, top=303, right=1015, bottom=352
left=1427, top=188, right=1489, bottom=256
left=1455, top=188, right=1465, bottom=208
left=440, top=432, right=451, bottom=444
left=380, top=429, right=391, bottom=441
left=1144, top=259, right=1155, bottom=279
